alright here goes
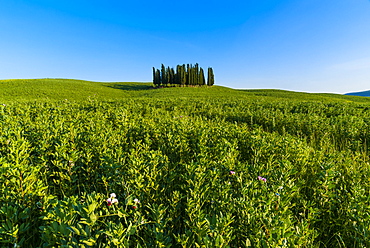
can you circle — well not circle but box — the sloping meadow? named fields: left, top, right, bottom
left=0, top=96, right=369, bottom=247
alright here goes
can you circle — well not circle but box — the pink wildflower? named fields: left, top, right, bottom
left=258, top=176, right=267, bottom=182
left=229, top=170, right=235, bottom=175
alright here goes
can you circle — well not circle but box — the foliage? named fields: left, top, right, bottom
left=207, top=67, right=214, bottom=86
left=0, top=79, right=369, bottom=247
left=152, top=64, right=213, bottom=87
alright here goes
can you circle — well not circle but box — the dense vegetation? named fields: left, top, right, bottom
left=152, top=64, right=214, bottom=87
left=0, top=79, right=369, bottom=247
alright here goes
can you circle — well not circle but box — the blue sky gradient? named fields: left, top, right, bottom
left=1, top=0, right=370, bottom=93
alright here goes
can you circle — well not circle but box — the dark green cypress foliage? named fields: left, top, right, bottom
left=192, top=64, right=196, bottom=86
left=175, top=65, right=179, bottom=85
left=153, top=67, right=157, bottom=86
left=188, top=65, right=192, bottom=85
left=176, top=65, right=181, bottom=85
left=192, top=66, right=197, bottom=85
left=211, top=67, right=215, bottom=86
left=207, top=67, right=215, bottom=86
left=161, top=64, right=167, bottom=86
left=178, top=64, right=184, bottom=86
left=186, top=64, right=190, bottom=85
left=153, top=63, right=213, bottom=87
left=194, top=66, right=197, bottom=86
left=166, top=66, right=171, bottom=86
left=206, top=67, right=210, bottom=86
left=180, top=65, right=183, bottom=86
left=156, top=69, right=161, bottom=86
left=190, top=64, right=194, bottom=85
left=181, top=64, right=186, bottom=86
left=168, top=67, right=172, bottom=85
left=199, top=68, right=206, bottom=86
left=170, top=67, right=175, bottom=85
left=195, top=63, right=200, bottom=85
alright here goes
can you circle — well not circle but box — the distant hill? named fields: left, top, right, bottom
left=345, top=90, right=370, bottom=97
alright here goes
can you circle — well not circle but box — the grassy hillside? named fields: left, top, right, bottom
left=1, top=78, right=370, bottom=103
left=1, top=78, right=370, bottom=247
left=0, top=79, right=134, bottom=101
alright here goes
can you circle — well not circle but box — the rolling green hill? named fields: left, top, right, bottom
left=0, top=78, right=140, bottom=102
left=1, top=78, right=370, bottom=103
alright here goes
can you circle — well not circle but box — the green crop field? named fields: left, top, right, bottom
left=0, top=79, right=369, bottom=247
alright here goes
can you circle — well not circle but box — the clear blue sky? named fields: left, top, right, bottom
left=1, top=0, right=370, bottom=93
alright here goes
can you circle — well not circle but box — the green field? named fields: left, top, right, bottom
left=1, top=79, right=369, bottom=247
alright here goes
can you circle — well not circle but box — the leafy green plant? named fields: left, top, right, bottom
left=0, top=81, right=369, bottom=247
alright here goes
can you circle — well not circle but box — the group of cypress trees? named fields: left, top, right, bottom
left=153, top=63, right=214, bottom=87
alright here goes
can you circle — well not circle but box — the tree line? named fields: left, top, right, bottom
left=153, top=63, right=214, bottom=87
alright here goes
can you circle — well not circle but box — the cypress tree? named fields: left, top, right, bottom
left=199, top=68, right=206, bottom=86
left=176, top=65, right=181, bottom=85
left=188, top=65, right=192, bottom=85
left=156, top=69, right=161, bottom=86
left=170, top=67, right=175, bottom=85
left=194, top=66, right=197, bottom=85
left=181, top=64, right=186, bottom=86
left=161, top=64, right=167, bottom=86
left=191, top=64, right=195, bottom=86
left=166, top=66, right=171, bottom=86
left=153, top=67, right=157, bottom=86
left=207, top=67, right=214, bottom=86
left=186, top=64, right=190, bottom=85
left=195, top=63, right=200, bottom=85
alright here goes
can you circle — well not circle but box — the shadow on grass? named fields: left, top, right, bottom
left=105, top=83, right=153, bottom=91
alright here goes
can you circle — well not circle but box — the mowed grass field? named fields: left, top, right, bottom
left=0, top=78, right=369, bottom=247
